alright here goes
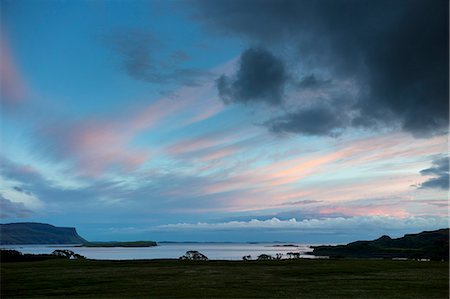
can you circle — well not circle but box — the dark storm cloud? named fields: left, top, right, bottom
left=267, top=106, right=348, bottom=136
left=217, top=48, right=287, bottom=105
left=104, top=29, right=211, bottom=86
left=419, top=157, right=449, bottom=190
left=195, top=0, right=449, bottom=137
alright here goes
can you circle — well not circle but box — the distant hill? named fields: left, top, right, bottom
left=0, top=223, right=88, bottom=245
left=312, top=228, right=449, bottom=260
left=80, top=241, right=157, bottom=247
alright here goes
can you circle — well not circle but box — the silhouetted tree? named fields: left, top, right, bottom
left=287, top=252, right=300, bottom=259
left=52, top=250, right=85, bottom=259
left=257, top=254, right=273, bottom=260
left=179, top=250, right=208, bottom=260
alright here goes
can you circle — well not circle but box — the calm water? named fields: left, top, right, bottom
left=1, top=243, right=321, bottom=260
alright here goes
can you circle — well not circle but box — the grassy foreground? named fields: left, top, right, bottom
left=1, top=259, right=448, bottom=298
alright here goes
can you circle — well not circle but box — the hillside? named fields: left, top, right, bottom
left=0, top=223, right=87, bottom=245
left=312, top=228, right=449, bottom=260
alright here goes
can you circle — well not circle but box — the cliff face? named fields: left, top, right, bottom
left=0, top=223, right=88, bottom=244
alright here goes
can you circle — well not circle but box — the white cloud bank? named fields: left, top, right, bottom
left=158, top=216, right=449, bottom=232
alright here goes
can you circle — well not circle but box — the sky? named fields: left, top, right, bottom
left=0, top=0, right=448, bottom=243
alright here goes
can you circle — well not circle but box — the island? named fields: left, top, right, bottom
left=272, top=244, right=299, bottom=247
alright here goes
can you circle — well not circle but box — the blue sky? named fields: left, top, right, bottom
left=1, top=0, right=448, bottom=243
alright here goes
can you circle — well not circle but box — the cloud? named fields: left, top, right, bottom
left=158, top=215, right=448, bottom=233
left=0, top=154, right=248, bottom=218
left=154, top=214, right=449, bottom=242
left=296, top=74, right=331, bottom=90
left=0, top=194, right=32, bottom=218
left=280, top=200, right=322, bottom=206
left=195, top=0, right=449, bottom=137
left=35, top=90, right=200, bottom=177
left=419, top=157, right=449, bottom=190
left=20, top=73, right=223, bottom=181
left=217, top=48, right=287, bottom=105
left=104, top=29, right=212, bottom=86
left=267, top=106, right=348, bottom=136
left=38, top=119, right=150, bottom=177
left=0, top=29, right=28, bottom=106
left=0, top=177, right=43, bottom=212
left=11, top=129, right=442, bottom=217
left=165, top=126, right=254, bottom=163
left=13, top=186, right=33, bottom=196
left=167, top=131, right=234, bottom=156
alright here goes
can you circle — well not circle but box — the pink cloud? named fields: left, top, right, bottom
left=130, top=96, right=190, bottom=131
left=39, top=80, right=228, bottom=177
left=133, top=82, right=225, bottom=130
left=166, top=125, right=256, bottom=160
left=167, top=134, right=233, bottom=155
left=185, top=101, right=224, bottom=125
left=174, top=132, right=447, bottom=213
left=16, top=165, right=40, bottom=176
left=67, top=116, right=161, bottom=176
left=319, top=205, right=409, bottom=218
left=42, top=95, right=189, bottom=177
left=200, top=146, right=240, bottom=162
left=0, top=31, right=27, bottom=105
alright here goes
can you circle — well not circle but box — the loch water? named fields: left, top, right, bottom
left=1, top=242, right=323, bottom=260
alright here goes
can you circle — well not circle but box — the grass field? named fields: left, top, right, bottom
left=1, top=258, right=448, bottom=298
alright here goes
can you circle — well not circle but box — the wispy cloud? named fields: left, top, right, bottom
left=183, top=133, right=446, bottom=206
left=0, top=176, right=43, bottom=211
left=166, top=126, right=252, bottom=160
left=104, top=28, right=212, bottom=86
left=36, top=83, right=224, bottom=177
left=0, top=30, right=28, bottom=105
